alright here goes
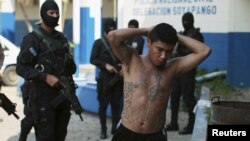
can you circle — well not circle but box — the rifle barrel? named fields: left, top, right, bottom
left=13, top=113, right=20, bottom=119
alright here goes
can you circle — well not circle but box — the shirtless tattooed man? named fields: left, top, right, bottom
left=108, top=23, right=211, bottom=141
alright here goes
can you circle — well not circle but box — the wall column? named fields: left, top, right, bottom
left=73, top=0, right=101, bottom=77
left=0, top=0, right=15, bottom=42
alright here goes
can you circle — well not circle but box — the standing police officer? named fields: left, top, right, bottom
left=126, top=19, right=145, bottom=55
left=165, top=12, right=204, bottom=135
left=16, top=0, right=76, bottom=140
left=90, top=19, right=123, bottom=139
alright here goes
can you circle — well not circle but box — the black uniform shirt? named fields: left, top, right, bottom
left=90, top=36, right=121, bottom=84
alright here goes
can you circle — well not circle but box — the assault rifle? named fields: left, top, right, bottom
left=0, top=93, right=20, bottom=119
left=50, top=76, right=84, bottom=121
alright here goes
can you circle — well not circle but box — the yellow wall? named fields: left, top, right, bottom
left=15, top=0, right=117, bottom=20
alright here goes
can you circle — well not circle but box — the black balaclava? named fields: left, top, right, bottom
left=182, top=12, right=194, bottom=31
left=128, top=19, right=139, bottom=28
left=40, top=0, right=59, bottom=27
left=104, top=19, right=116, bottom=35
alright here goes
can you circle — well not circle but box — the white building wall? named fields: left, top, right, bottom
left=228, top=0, right=250, bottom=32
left=15, top=1, right=73, bottom=20
left=0, top=0, right=15, bottom=13
left=118, top=0, right=231, bottom=33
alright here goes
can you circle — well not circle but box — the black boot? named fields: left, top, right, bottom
left=111, top=125, right=117, bottom=135
left=111, top=120, right=119, bottom=135
left=100, top=127, right=107, bottom=139
left=179, top=113, right=195, bottom=135
left=165, top=109, right=179, bottom=131
left=179, top=126, right=193, bottom=135
left=165, top=122, right=179, bottom=131
left=100, top=116, right=107, bottom=139
left=166, top=95, right=179, bottom=131
left=18, top=117, right=33, bottom=141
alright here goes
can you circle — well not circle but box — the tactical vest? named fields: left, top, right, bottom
left=32, top=29, right=76, bottom=76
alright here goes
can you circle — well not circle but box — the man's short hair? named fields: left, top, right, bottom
left=148, top=23, right=177, bottom=45
left=128, top=19, right=139, bottom=28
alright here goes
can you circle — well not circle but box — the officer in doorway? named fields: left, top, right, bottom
left=90, top=19, right=123, bottom=139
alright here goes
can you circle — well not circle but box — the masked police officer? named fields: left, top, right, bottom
left=90, top=19, right=124, bottom=139
left=16, top=0, right=76, bottom=141
left=165, top=12, right=204, bottom=135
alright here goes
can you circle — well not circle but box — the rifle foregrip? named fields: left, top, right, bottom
left=13, top=113, right=20, bottom=119
left=58, top=76, right=84, bottom=121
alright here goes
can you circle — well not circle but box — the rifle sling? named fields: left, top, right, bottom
left=32, top=29, right=57, bottom=59
left=101, top=37, right=118, bottom=63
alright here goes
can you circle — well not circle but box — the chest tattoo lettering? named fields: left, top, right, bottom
left=148, top=71, right=164, bottom=101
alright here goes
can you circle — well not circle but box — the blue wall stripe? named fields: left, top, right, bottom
left=228, top=32, right=250, bottom=87
left=80, top=8, right=88, bottom=64
left=63, top=20, right=73, bottom=41
left=86, top=18, right=94, bottom=64
left=200, top=33, right=229, bottom=71
left=80, top=8, right=95, bottom=64
left=0, top=12, right=15, bottom=43
left=74, top=44, right=80, bottom=77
